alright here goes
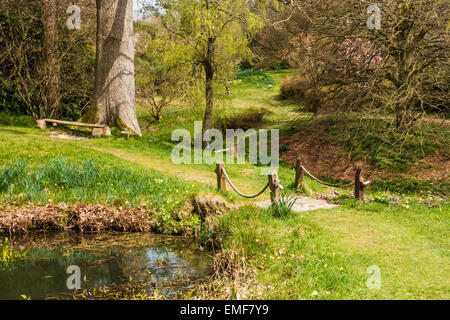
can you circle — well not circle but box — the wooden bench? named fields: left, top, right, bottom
left=36, top=119, right=111, bottom=137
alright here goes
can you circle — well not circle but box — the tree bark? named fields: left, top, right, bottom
left=92, top=0, right=141, bottom=136
left=202, top=36, right=215, bottom=148
left=42, top=0, right=61, bottom=119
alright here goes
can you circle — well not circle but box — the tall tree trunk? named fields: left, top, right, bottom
left=395, top=46, right=416, bottom=133
left=396, top=104, right=416, bottom=132
left=91, top=0, right=141, bottom=136
left=202, top=36, right=215, bottom=148
left=42, top=0, right=61, bottom=119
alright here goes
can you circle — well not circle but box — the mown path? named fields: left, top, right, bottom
left=90, top=145, right=274, bottom=201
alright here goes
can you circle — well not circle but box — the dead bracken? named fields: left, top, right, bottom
left=0, top=203, right=157, bottom=234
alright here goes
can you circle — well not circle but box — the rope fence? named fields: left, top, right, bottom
left=221, top=167, right=270, bottom=199
left=300, top=166, right=355, bottom=188
left=216, top=162, right=282, bottom=204
left=294, top=156, right=371, bottom=201
left=215, top=154, right=371, bottom=203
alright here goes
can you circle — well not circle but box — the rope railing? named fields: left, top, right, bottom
left=215, top=162, right=282, bottom=203
left=301, top=166, right=355, bottom=188
left=214, top=154, right=370, bottom=203
left=221, top=167, right=270, bottom=199
left=294, top=155, right=371, bottom=201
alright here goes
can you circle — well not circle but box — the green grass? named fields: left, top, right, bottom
left=0, top=126, right=213, bottom=234
left=216, top=201, right=449, bottom=300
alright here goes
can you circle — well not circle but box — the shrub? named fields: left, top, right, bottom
left=214, top=107, right=271, bottom=131
left=280, top=77, right=311, bottom=100
left=0, top=112, right=35, bottom=127
left=303, top=88, right=322, bottom=113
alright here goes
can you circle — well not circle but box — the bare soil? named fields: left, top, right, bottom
left=280, top=124, right=449, bottom=182
left=281, top=124, right=376, bottom=181
left=48, top=131, right=88, bottom=141
left=255, top=197, right=338, bottom=213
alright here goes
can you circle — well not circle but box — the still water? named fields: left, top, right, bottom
left=0, top=231, right=212, bottom=300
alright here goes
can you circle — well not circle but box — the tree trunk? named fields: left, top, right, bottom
left=42, top=0, right=61, bottom=119
left=224, top=80, right=231, bottom=96
left=396, top=106, right=416, bottom=132
left=395, top=48, right=416, bottom=133
left=202, top=36, right=215, bottom=148
left=91, top=0, right=141, bottom=136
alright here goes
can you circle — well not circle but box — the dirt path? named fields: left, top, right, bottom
left=254, top=196, right=338, bottom=212
left=93, top=147, right=215, bottom=185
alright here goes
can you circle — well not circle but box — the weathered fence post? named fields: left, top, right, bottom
left=294, top=156, right=304, bottom=189
left=354, top=168, right=365, bottom=201
left=268, top=172, right=281, bottom=204
left=216, top=161, right=226, bottom=191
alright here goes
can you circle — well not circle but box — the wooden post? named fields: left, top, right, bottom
left=355, top=168, right=365, bottom=201
left=92, top=128, right=103, bottom=137
left=268, top=171, right=281, bottom=204
left=36, top=119, right=47, bottom=129
left=216, top=161, right=226, bottom=191
left=294, top=156, right=304, bottom=189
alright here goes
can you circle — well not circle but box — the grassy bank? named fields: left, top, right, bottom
left=209, top=198, right=449, bottom=300
left=0, top=127, right=216, bottom=234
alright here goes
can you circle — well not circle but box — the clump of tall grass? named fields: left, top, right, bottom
left=268, top=194, right=297, bottom=218
left=0, top=159, right=27, bottom=194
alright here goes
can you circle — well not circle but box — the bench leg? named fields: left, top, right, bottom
left=92, top=128, right=102, bottom=137
left=36, top=119, right=47, bottom=129
left=92, top=126, right=111, bottom=137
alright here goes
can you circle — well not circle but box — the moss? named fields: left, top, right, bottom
left=80, top=105, right=99, bottom=124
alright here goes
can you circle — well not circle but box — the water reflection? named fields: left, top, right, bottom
left=0, top=231, right=211, bottom=300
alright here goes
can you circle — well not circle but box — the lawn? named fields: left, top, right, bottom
left=217, top=201, right=449, bottom=300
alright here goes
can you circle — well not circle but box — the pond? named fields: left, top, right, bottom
left=0, top=231, right=212, bottom=300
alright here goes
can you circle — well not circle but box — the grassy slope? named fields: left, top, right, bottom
left=0, top=70, right=448, bottom=299
left=219, top=202, right=449, bottom=300
left=0, top=126, right=212, bottom=233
